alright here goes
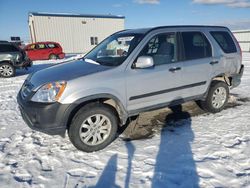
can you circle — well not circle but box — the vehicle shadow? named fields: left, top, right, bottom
left=151, top=104, right=199, bottom=187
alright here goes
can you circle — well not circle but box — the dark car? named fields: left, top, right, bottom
left=0, top=41, right=32, bottom=77
left=24, top=42, right=65, bottom=61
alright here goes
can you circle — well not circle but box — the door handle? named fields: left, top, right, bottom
left=169, top=67, right=181, bottom=72
left=210, top=61, right=219, bottom=65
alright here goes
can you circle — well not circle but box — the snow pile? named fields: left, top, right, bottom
left=0, top=57, right=250, bottom=187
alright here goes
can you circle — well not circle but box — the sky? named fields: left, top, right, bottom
left=0, top=0, right=250, bottom=42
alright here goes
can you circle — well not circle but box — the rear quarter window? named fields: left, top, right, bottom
left=210, top=31, right=237, bottom=53
left=0, top=44, right=19, bottom=52
left=47, top=43, right=57, bottom=48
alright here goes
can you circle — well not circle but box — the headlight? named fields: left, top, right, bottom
left=31, top=81, right=67, bottom=103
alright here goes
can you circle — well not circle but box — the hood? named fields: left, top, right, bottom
left=29, top=59, right=111, bottom=89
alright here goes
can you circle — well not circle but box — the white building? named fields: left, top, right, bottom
left=232, top=30, right=250, bottom=53
left=28, top=12, right=125, bottom=54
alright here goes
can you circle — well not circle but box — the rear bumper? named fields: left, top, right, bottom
left=17, top=92, right=73, bottom=136
left=58, top=53, right=65, bottom=59
left=231, top=64, right=244, bottom=89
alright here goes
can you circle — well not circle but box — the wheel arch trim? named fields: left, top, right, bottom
left=64, top=93, right=128, bottom=129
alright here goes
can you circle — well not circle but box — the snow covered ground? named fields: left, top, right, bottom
left=0, top=55, right=250, bottom=188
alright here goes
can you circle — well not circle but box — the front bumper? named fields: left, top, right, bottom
left=231, top=64, right=244, bottom=89
left=24, top=59, right=32, bottom=67
left=15, top=59, right=33, bottom=69
left=17, top=92, right=72, bottom=136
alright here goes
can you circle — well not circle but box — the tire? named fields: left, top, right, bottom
left=199, top=81, right=229, bottom=113
left=49, top=54, right=57, bottom=60
left=0, top=62, right=16, bottom=78
left=68, top=103, right=118, bottom=152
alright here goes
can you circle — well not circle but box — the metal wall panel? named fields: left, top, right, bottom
left=233, top=30, right=250, bottom=52
left=28, top=14, right=125, bottom=54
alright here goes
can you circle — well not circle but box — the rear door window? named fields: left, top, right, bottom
left=210, top=31, right=237, bottom=53
left=181, top=32, right=212, bottom=61
left=37, top=43, right=46, bottom=49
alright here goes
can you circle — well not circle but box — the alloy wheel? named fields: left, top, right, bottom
left=79, top=114, right=112, bottom=146
left=0, top=64, right=13, bottom=77
left=212, top=87, right=227, bottom=109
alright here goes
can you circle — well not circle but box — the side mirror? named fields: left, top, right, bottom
left=133, top=56, right=154, bottom=69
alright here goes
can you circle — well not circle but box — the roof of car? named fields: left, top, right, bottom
left=28, top=42, right=60, bottom=45
left=118, top=25, right=229, bottom=35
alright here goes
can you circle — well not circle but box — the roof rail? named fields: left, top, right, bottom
left=145, top=25, right=229, bottom=35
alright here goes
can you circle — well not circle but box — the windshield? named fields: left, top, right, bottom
left=84, top=33, right=144, bottom=66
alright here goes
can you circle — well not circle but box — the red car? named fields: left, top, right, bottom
left=24, top=42, right=65, bottom=61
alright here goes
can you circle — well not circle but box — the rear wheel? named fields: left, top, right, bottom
left=68, top=103, right=118, bottom=152
left=198, top=81, right=229, bottom=113
left=0, top=62, right=15, bottom=78
left=49, top=54, right=57, bottom=60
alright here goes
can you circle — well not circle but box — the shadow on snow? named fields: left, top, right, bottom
left=94, top=102, right=199, bottom=188
left=151, top=104, right=199, bottom=188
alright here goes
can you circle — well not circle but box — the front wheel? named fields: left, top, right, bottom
left=198, top=81, right=229, bottom=113
left=68, top=103, right=118, bottom=152
left=0, top=62, right=15, bottom=78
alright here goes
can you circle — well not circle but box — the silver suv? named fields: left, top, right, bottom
left=17, top=26, right=244, bottom=152
left=0, top=41, right=32, bottom=77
